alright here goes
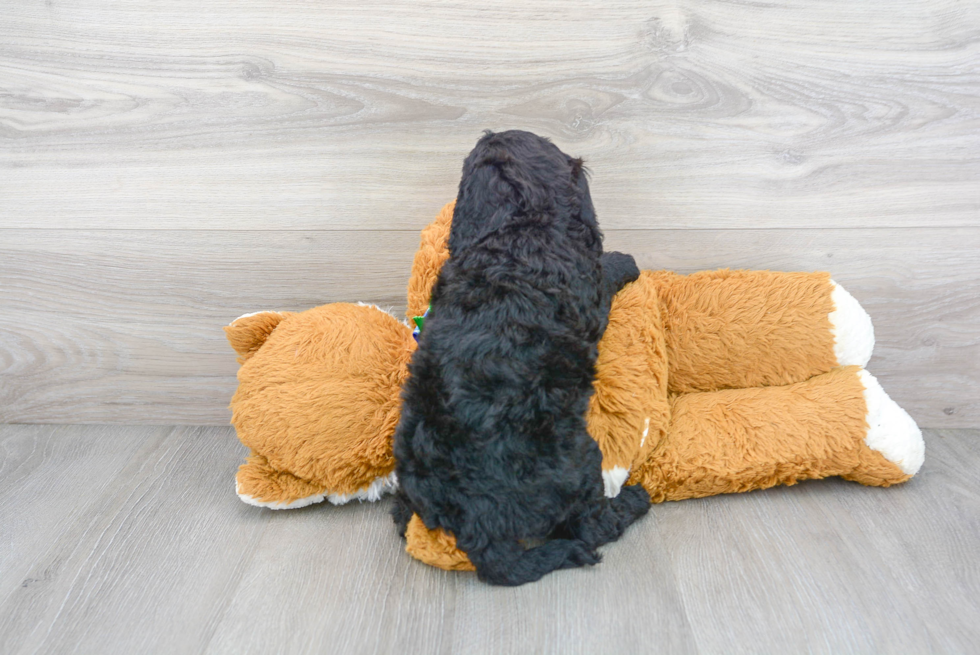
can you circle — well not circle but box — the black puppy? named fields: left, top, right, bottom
left=393, top=130, right=650, bottom=586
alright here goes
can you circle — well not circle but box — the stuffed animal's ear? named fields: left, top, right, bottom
left=224, top=311, right=290, bottom=364
left=406, top=201, right=454, bottom=320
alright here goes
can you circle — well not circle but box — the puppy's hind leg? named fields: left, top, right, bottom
left=565, top=483, right=651, bottom=551
left=467, top=538, right=600, bottom=587
left=391, top=489, right=415, bottom=538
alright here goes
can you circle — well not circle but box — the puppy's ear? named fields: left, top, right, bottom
left=570, top=158, right=602, bottom=253
left=504, top=161, right=550, bottom=215
left=450, top=140, right=526, bottom=256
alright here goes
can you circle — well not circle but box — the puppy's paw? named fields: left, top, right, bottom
left=561, top=540, right=601, bottom=568
left=602, top=251, right=641, bottom=289
left=615, top=483, right=652, bottom=518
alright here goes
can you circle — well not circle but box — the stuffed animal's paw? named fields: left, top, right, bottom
left=858, top=369, right=924, bottom=476
left=236, top=453, right=329, bottom=509
left=404, top=514, right=475, bottom=571
left=829, top=281, right=875, bottom=368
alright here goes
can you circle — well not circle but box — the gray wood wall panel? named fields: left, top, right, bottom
left=1, top=0, right=978, bottom=426
left=1, top=227, right=977, bottom=426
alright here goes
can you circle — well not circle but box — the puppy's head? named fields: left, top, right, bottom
left=448, top=130, right=600, bottom=256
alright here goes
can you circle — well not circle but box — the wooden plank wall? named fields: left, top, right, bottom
left=1, top=0, right=978, bottom=427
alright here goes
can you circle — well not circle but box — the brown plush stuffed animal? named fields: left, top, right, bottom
left=226, top=202, right=923, bottom=571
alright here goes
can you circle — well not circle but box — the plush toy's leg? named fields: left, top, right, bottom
left=632, top=366, right=924, bottom=502
left=645, top=270, right=874, bottom=393
left=404, top=514, right=476, bottom=571
left=845, top=369, right=925, bottom=483
left=236, top=452, right=398, bottom=509
left=589, top=268, right=672, bottom=498
left=235, top=452, right=331, bottom=510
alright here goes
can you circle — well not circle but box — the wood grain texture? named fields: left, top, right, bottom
left=0, top=425, right=162, bottom=612
left=1, top=0, right=978, bottom=425
left=1, top=0, right=978, bottom=230
left=2, top=227, right=976, bottom=427
left=0, top=425, right=977, bottom=654
left=653, top=434, right=980, bottom=654
left=0, top=425, right=266, bottom=654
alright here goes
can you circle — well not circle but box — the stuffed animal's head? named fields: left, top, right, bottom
left=227, top=303, right=415, bottom=508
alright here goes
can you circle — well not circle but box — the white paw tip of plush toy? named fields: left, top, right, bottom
left=325, top=472, right=399, bottom=505
left=858, top=369, right=925, bottom=475
left=235, top=480, right=326, bottom=510
left=603, top=466, right=630, bottom=498
left=830, top=281, right=875, bottom=368
left=235, top=472, right=398, bottom=510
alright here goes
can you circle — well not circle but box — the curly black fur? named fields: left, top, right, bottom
left=393, top=130, right=650, bottom=586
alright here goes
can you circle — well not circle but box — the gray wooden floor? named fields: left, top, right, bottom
left=1, top=425, right=977, bottom=654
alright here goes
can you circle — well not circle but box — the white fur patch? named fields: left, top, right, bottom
left=829, top=281, right=875, bottom=367
left=235, top=479, right=326, bottom=510
left=355, top=301, right=410, bottom=327
left=235, top=471, right=398, bottom=509
left=640, top=417, right=651, bottom=448
left=602, top=466, right=630, bottom=498
left=858, top=369, right=925, bottom=475
left=325, top=471, right=398, bottom=505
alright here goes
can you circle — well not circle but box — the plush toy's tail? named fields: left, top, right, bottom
left=224, top=311, right=290, bottom=364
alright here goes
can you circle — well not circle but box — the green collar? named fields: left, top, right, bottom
left=412, top=304, right=431, bottom=342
